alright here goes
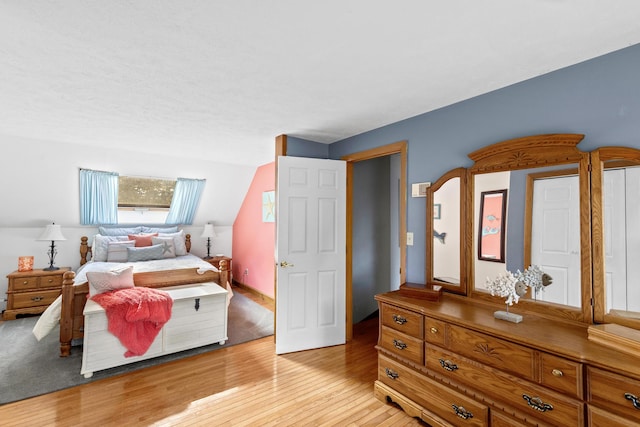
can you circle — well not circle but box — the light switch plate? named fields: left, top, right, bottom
left=407, top=232, right=414, bottom=246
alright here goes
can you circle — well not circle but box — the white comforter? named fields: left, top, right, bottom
left=32, top=254, right=228, bottom=341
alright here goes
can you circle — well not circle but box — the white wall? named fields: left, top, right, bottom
left=0, top=134, right=256, bottom=312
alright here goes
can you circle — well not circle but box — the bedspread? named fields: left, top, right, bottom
left=91, top=287, right=173, bottom=357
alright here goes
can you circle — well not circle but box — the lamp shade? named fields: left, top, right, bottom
left=37, top=224, right=66, bottom=241
left=201, top=223, right=216, bottom=238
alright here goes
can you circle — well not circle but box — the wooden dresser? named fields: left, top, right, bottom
left=3, top=267, right=70, bottom=320
left=375, top=292, right=640, bottom=426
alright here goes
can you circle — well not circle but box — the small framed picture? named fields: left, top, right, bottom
left=433, top=204, right=441, bottom=220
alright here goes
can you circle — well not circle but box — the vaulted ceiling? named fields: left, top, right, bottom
left=1, top=1, right=640, bottom=166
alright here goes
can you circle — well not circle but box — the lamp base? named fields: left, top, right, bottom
left=43, top=266, right=60, bottom=271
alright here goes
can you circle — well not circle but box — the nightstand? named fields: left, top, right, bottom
left=3, top=267, right=71, bottom=320
left=204, top=256, right=232, bottom=283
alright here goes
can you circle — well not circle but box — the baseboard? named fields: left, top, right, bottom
left=232, top=280, right=275, bottom=305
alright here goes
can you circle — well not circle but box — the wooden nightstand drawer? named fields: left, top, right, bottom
left=10, top=289, right=61, bottom=309
left=380, top=303, right=423, bottom=339
left=9, top=276, right=39, bottom=291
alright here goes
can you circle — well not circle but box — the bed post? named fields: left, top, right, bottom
left=218, top=259, right=230, bottom=287
left=59, top=270, right=76, bottom=357
left=185, top=234, right=192, bottom=253
left=80, top=236, right=89, bottom=265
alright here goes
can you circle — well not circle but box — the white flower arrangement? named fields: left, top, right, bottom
left=485, top=265, right=550, bottom=306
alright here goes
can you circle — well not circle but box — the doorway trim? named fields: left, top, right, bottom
left=342, top=141, right=407, bottom=340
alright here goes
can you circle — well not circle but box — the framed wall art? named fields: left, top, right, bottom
left=478, top=189, right=507, bottom=262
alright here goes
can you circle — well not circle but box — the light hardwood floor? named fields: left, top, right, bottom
left=0, top=287, right=424, bottom=426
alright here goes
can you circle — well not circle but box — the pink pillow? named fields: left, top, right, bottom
left=127, top=233, right=158, bottom=247
left=87, top=266, right=135, bottom=296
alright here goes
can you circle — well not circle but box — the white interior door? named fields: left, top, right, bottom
left=531, top=175, right=580, bottom=307
left=275, top=156, right=346, bottom=354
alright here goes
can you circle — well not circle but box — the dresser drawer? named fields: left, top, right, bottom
left=424, top=316, right=446, bottom=346
left=588, top=367, right=640, bottom=422
left=447, top=324, right=535, bottom=380
left=540, top=352, right=583, bottom=398
left=588, top=404, right=635, bottom=427
left=380, top=303, right=423, bottom=339
left=378, top=354, right=488, bottom=426
left=380, top=325, right=423, bottom=364
left=425, top=345, right=584, bottom=427
left=10, top=289, right=61, bottom=309
left=9, top=276, right=39, bottom=291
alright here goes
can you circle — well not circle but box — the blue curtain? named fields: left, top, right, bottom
left=165, top=178, right=206, bottom=225
left=79, top=169, right=119, bottom=225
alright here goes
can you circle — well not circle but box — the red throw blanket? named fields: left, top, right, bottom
left=91, top=287, right=173, bottom=357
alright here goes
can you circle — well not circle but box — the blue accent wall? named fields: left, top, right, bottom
left=329, top=43, right=640, bottom=284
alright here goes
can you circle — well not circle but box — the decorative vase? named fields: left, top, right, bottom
left=494, top=304, right=523, bottom=323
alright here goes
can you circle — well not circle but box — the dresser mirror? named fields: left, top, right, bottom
left=466, top=134, right=592, bottom=322
left=426, top=167, right=467, bottom=294
left=592, top=147, right=640, bottom=330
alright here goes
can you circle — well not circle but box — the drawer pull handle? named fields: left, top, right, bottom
left=430, top=327, right=438, bottom=334
left=439, top=358, right=458, bottom=372
left=551, top=369, right=563, bottom=377
left=625, top=393, right=640, bottom=410
left=452, top=404, right=473, bottom=420
left=47, top=279, right=53, bottom=283
left=31, top=296, right=44, bottom=302
left=23, top=280, right=29, bottom=285
left=392, top=314, right=407, bottom=325
left=194, top=298, right=200, bottom=311
left=385, top=368, right=399, bottom=380
left=392, top=339, right=407, bottom=350
left=522, top=394, right=553, bottom=412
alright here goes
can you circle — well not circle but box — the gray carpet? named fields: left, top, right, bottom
left=0, top=291, right=273, bottom=405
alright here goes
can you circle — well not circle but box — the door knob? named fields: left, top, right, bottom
left=279, top=261, right=294, bottom=268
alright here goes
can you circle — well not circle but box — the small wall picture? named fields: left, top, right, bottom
left=478, top=189, right=507, bottom=262
left=262, top=190, right=275, bottom=222
left=433, top=203, right=441, bottom=220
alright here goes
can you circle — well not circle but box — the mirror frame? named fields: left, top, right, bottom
left=466, top=134, right=592, bottom=323
left=426, top=167, right=468, bottom=295
left=591, top=146, right=640, bottom=329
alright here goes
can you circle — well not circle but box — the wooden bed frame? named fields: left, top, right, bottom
left=59, top=234, right=230, bottom=357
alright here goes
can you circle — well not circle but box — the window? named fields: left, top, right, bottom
left=117, top=176, right=176, bottom=223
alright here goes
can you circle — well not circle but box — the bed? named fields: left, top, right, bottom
left=33, top=229, right=231, bottom=357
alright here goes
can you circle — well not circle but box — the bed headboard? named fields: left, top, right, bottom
left=80, top=234, right=193, bottom=265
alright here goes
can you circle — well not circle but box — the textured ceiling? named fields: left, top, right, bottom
left=1, top=1, right=640, bottom=166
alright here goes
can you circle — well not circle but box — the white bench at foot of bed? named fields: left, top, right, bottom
left=81, top=282, right=228, bottom=378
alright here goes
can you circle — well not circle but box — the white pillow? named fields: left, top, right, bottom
left=158, top=230, right=187, bottom=256
left=92, top=235, right=131, bottom=262
left=87, top=266, right=134, bottom=296
left=106, top=240, right=135, bottom=262
left=151, top=236, right=177, bottom=258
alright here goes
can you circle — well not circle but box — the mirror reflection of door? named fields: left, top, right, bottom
left=604, top=166, right=640, bottom=317
left=433, top=177, right=460, bottom=284
left=530, top=175, right=581, bottom=307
